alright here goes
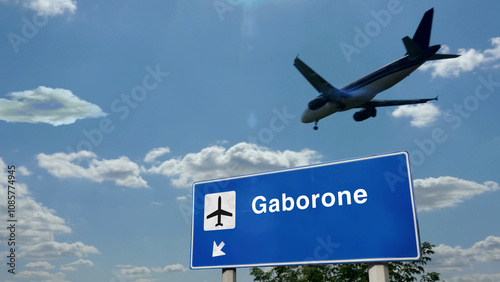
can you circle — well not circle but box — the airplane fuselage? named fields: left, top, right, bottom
left=301, top=45, right=441, bottom=123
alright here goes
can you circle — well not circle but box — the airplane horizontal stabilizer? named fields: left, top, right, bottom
left=402, top=36, right=423, bottom=58
left=428, top=53, right=460, bottom=60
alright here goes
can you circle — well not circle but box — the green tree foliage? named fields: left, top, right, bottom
left=250, top=242, right=440, bottom=282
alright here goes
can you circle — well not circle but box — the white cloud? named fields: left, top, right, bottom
left=117, top=266, right=151, bottom=277
left=24, top=0, right=77, bottom=16
left=67, top=259, right=94, bottom=267
left=17, top=165, right=32, bottom=175
left=429, top=236, right=500, bottom=272
left=116, top=264, right=137, bottom=268
left=414, top=176, right=499, bottom=212
left=144, top=147, right=171, bottom=163
left=25, top=261, right=56, bottom=270
left=152, top=264, right=187, bottom=273
left=446, top=273, right=500, bottom=282
left=0, top=86, right=106, bottom=126
left=147, top=142, right=322, bottom=188
left=39, top=144, right=321, bottom=189
left=16, top=196, right=72, bottom=243
left=17, top=270, right=68, bottom=281
left=0, top=165, right=71, bottom=246
left=0, top=162, right=71, bottom=245
left=19, top=241, right=100, bottom=259
left=420, top=37, right=500, bottom=78
left=59, top=266, right=77, bottom=271
left=0, top=157, right=99, bottom=263
left=59, top=259, right=93, bottom=271
left=391, top=103, right=441, bottom=127
left=37, top=151, right=148, bottom=188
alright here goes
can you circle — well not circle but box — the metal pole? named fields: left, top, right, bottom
left=368, top=262, right=390, bottom=282
left=222, top=268, right=236, bottom=282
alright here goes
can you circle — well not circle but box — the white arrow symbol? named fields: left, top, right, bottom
left=212, top=241, right=226, bottom=257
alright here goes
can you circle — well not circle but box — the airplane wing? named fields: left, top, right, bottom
left=294, top=56, right=335, bottom=94
left=206, top=210, right=218, bottom=219
left=219, top=210, right=232, bottom=217
left=206, top=209, right=232, bottom=219
left=355, top=97, right=437, bottom=108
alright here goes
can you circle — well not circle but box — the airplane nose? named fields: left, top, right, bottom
left=301, top=109, right=314, bottom=123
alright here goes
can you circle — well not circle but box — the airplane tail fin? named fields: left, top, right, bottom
left=412, top=8, right=434, bottom=50
left=403, top=8, right=460, bottom=60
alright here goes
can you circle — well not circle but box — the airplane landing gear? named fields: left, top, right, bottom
left=313, top=120, right=319, bottom=130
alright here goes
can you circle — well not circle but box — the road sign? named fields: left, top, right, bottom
left=190, top=151, right=420, bottom=269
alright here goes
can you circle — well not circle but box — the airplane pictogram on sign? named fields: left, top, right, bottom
left=204, top=191, right=236, bottom=231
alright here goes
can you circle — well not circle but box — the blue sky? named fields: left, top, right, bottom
left=1, top=0, right=499, bottom=281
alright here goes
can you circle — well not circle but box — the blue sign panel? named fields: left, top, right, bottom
left=190, top=152, right=420, bottom=269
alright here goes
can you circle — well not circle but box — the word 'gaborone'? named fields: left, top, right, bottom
left=252, top=189, right=368, bottom=214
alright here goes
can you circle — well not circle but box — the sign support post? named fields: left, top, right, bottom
left=368, top=262, right=390, bottom=282
left=222, top=268, right=236, bottom=282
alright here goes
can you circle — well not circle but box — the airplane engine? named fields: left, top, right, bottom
left=308, top=96, right=328, bottom=110
left=353, top=108, right=376, bottom=122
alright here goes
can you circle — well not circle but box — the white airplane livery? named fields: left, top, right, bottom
left=295, top=8, right=459, bottom=130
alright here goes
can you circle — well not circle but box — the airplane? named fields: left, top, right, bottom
left=206, top=196, right=233, bottom=227
left=295, top=8, right=459, bottom=130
